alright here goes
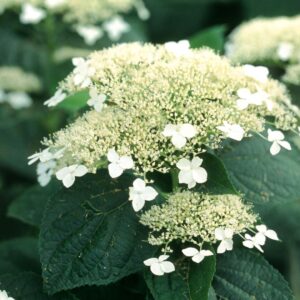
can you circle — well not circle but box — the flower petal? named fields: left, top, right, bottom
left=270, top=142, right=281, bottom=155
left=162, top=124, right=176, bottom=137
left=171, top=134, right=187, bottom=149
left=144, top=258, right=158, bottom=266
left=176, top=158, right=191, bottom=170
left=179, top=124, right=197, bottom=139
left=62, top=174, right=75, bottom=188
left=108, top=163, right=123, bottom=178
left=192, top=253, right=205, bottom=263
left=132, top=198, right=145, bottom=212
left=144, top=186, right=158, bottom=201
left=178, top=170, right=193, bottom=184
left=265, top=230, right=279, bottom=241
left=182, top=247, right=199, bottom=257
left=150, top=263, right=164, bottom=276
left=75, top=165, right=88, bottom=177
left=160, top=261, right=175, bottom=273
left=107, top=149, right=119, bottom=163
left=278, top=141, right=291, bottom=151
left=192, top=167, right=208, bottom=184
left=215, top=228, right=225, bottom=240
left=133, top=178, right=146, bottom=191
left=119, top=156, right=134, bottom=169
left=56, top=167, right=70, bottom=180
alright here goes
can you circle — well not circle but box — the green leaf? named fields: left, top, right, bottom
left=8, top=182, right=61, bottom=227
left=190, top=25, right=226, bottom=51
left=57, top=90, right=89, bottom=112
left=39, top=171, right=157, bottom=294
left=197, top=153, right=237, bottom=195
left=219, top=134, right=300, bottom=205
left=0, top=237, right=40, bottom=275
left=0, top=272, right=78, bottom=300
left=145, top=254, right=216, bottom=300
left=213, top=249, right=293, bottom=300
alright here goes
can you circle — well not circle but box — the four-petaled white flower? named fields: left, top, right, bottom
left=164, top=40, right=191, bottom=57
left=129, top=178, right=158, bottom=212
left=243, top=233, right=264, bottom=253
left=176, top=157, right=208, bottom=189
left=56, top=164, right=88, bottom=188
left=103, top=16, right=130, bottom=41
left=72, top=57, right=95, bottom=88
left=37, top=160, right=56, bottom=187
left=215, top=228, right=234, bottom=254
left=20, top=3, right=46, bottom=24
left=217, top=122, right=244, bottom=141
left=44, top=89, right=66, bottom=107
left=28, top=148, right=64, bottom=165
left=107, top=149, right=134, bottom=178
left=242, top=64, right=269, bottom=83
left=236, top=88, right=268, bottom=110
left=256, top=224, right=279, bottom=242
left=277, top=42, right=294, bottom=61
left=76, top=25, right=103, bottom=46
left=7, top=92, right=32, bottom=109
left=0, top=290, right=15, bottom=300
left=45, top=0, right=66, bottom=9
left=87, top=88, right=106, bottom=112
left=267, top=129, right=291, bottom=155
left=162, top=124, right=197, bottom=149
left=182, top=247, right=213, bottom=263
left=144, top=255, right=175, bottom=276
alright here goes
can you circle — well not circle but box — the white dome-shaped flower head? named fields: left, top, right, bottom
left=87, top=88, right=106, bottom=112
left=162, top=124, right=197, bottom=149
left=215, top=228, right=234, bottom=254
left=72, top=57, right=95, bottom=88
left=182, top=247, right=213, bottom=263
left=107, top=149, right=134, bottom=178
left=56, top=164, right=88, bottom=188
left=103, top=16, right=130, bottom=41
left=129, top=178, right=158, bottom=212
left=76, top=25, right=103, bottom=46
left=144, top=255, right=175, bottom=276
left=20, top=3, right=46, bottom=24
left=242, top=64, right=269, bottom=83
left=44, top=89, right=66, bottom=107
left=165, top=40, right=191, bottom=57
left=217, top=122, right=245, bottom=141
left=267, top=129, right=291, bottom=155
left=176, top=157, right=208, bottom=189
left=277, top=42, right=294, bottom=61
left=0, top=290, right=15, bottom=300
left=242, top=233, right=264, bottom=253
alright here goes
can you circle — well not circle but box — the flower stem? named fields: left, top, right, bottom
left=170, top=169, right=179, bottom=192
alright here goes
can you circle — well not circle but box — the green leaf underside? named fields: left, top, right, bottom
left=0, top=272, right=78, bottom=300
left=8, top=182, right=62, bottom=227
left=220, top=134, right=300, bottom=205
left=197, top=153, right=237, bottom=195
left=57, top=90, right=89, bottom=112
left=213, top=250, right=293, bottom=300
left=40, top=171, right=157, bottom=294
left=145, top=254, right=216, bottom=300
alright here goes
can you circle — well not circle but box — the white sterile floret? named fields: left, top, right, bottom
left=242, top=64, right=269, bottom=83
left=243, top=233, right=264, bottom=253
left=277, top=42, right=294, bottom=61
left=0, top=290, right=15, bottom=300
left=56, top=164, right=88, bottom=188
left=76, top=25, right=103, bottom=46
left=87, top=88, right=106, bottom=112
left=7, top=92, right=32, bottom=109
left=256, top=224, right=279, bottom=241
left=176, top=157, right=208, bottom=189
left=162, top=124, right=197, bottom=149
left=107, top=149, right=134, bottom=178
left=144, top=255, right=175, bottom=276
left=103, top=16, right=130, bottom=41
left=20, top=4, right=46, bottom=24
left=217, top=122, right=244, bottom=141
left=72, top=57, right=95, bottom=88
left=267, top=129, right=291, bottom=155
left=129, top=178, right=158, bottom=212
left=164, top=40, right=191, bottom=57
left=37, top=160, right=56, bottom=187
left=215, top=228, right=234, bottom=254
left=44, top=0, right=66, bottom=9
left=236, top=88, right=268, bottom=110
left=182, top=247, right=213, bottom=263
left=28, top=148, right=64, bottom=165
left=44, top=89, right=66, bottom=107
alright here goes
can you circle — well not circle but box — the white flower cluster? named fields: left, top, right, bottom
left=0, top=290, right=14, bottom=300
left=144, top=224, right=279, bottom=276
left=0, top=90, right=32, bottom=109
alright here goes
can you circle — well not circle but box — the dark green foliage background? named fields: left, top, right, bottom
left=1, top=0, right=300, bottom=299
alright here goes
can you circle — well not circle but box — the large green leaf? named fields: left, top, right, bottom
left=219, top=134, right=300, bottom=205
left=213, top=250, right=293, bottom=300
left=0, top=237, right=39, bottom=275
left=0, top=272, right=78, bottom=300
left=39, top=171, right=157, bottom=294
left=145, top=254, right=216, bottom=300
left=8, top=182, right=61, bottom=227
